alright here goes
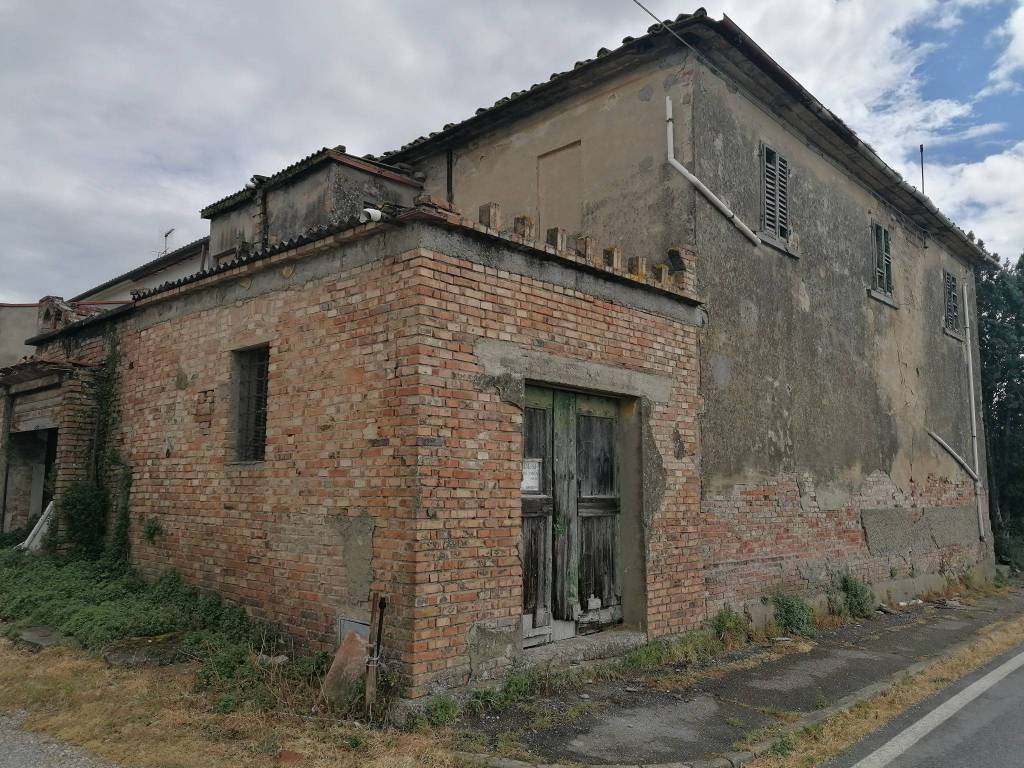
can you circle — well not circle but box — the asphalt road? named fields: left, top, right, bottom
left=828, top=643, right=1024, bottom=768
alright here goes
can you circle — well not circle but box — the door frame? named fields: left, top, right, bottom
left=520, top=383, right=643, bottom=647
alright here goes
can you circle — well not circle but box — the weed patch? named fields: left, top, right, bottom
left=0, top=551, right=331, bottom=715
left=617, top=629, right=724, bottom=672
left=712, top=606, right=751, bottom=647
left=771, top=593, right=817, bottom=637
left=837, top=573, right=875, bottom=618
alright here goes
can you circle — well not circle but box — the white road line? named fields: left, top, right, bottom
left=851, top=647, right=1024, bottom=768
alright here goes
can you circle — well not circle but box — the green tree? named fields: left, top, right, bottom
left=976, top=253, right=1024, bottom=552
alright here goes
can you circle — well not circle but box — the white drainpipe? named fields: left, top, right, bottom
left=665, top=96, right=761, bottom=246
left=962, top=282, right=986, bottom=541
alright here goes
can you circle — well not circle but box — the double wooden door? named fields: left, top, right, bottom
left=520, top=386, right=622, bottom=646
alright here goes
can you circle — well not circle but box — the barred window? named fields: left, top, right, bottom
left=234, top=345, right=270, bottom=461
left=943, top=271, right=960, bottom=333
left=873, top=224, right=893, bottom=295
left=762, top=145, right=791, bottom=241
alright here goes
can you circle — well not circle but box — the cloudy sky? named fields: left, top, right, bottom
left=1, top=0, right=1022, bottom=302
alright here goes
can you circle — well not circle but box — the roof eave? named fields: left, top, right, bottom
left=710, top=15, right=995, bottom=267
left=200, top=148, right=423, bottom=219
left=383, top=16, right=704, bottom=164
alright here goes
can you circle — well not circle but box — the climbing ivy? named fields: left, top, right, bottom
left=50, top=329, right=133, bottom=564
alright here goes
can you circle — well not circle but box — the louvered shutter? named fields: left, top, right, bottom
left=763, top=148, right=778, bottom=236
left=762, top=146, right=790, bottom=240
left=776, top=155, right=790, bottom=239
left=944, top=272, right=960, bottom=331
left=882, top=227, right=892, bottom=294
left=873, top=225, right=893, bottom=295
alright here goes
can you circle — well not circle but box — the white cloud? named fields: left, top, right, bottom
left=0, top=0, right=1021, bottom=301
left=923, top=141, right=1024, bottom=258
left=706, top=0, right=1024, bottom=257
left=981, top=0, right=1024, bottom=95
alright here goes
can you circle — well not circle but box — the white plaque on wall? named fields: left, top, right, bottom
left=521, top=458, right=542, bottom=493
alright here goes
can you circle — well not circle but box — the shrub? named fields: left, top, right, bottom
left=58, top=483, right=108, bottom=559
left=0, top=515, right=37, bottom=549
left=711, top=605, right=750, bottom=647
left=997, top=535, right=1024, bottom=571
left=771, top=592, right=816, bottom=637
left=837, top=572, right=875, bottom=618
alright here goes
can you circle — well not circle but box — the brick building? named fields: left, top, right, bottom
left=0, top=11, right=995, bottom=697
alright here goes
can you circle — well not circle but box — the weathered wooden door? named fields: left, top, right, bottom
left=521, top=387, right=622, bottom=647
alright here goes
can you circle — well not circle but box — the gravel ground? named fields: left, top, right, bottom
left=0, top=712, right=119, bottom=768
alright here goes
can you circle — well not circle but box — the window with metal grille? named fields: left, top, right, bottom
left=762, top=145, right=791, bottom=241
left=873, top=224, right=893, bottom=295
left=943, top=271, right=960, bottom=333
left=234, top=345, right=269, bottom=461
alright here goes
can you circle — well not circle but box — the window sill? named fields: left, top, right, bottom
left=759, top=233, right=800, bottom=259
left=867, top=288, right=899, bottom=309
left=943, top=327, right=965, bottom=342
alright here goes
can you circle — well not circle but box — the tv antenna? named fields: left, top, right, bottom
left=162, top=228, right=175, bottom=255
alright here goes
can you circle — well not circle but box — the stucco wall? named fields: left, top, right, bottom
left=210, top=162, right=420, bottom=257
left=690, top=59, right=991, bottom=606
left=416, top=50, right=698, bottom=271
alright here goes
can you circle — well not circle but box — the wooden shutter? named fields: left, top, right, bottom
left=776, top=154, right=790, bottom=239
left=763, top=146, right=790, bottom=240
left=944, top=272, right=960, bottom=331
left=874, top=225, right=893, bottom=295
left=883, top=228, right=892, bottom=294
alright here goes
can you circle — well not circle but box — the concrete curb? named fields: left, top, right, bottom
left=455, top=612, right=1022, bottom=768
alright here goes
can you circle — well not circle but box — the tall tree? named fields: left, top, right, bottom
left=976, top=253, right=1024, bottom=552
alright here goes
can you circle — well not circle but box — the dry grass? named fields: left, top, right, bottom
left=646, top=638, right=815, bottom=691
left=0, top=641, right=458, bottom=768
left=748, top=611, right=1024, bottom=768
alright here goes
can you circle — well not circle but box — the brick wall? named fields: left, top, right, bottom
left=702, top=470, right=983, bottom=616
left=110, top=252, right=428, bottom=654
left=31, top=238, right=702, bottom=696
left=400, top=248, right=702, bottom=694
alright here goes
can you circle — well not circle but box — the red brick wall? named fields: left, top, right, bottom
left=34, top=237, right=703, bottom=696
left=701, top=470, right=982, bottom=615
left=110, top=253, right=431, bottom=654
left=400, top=248, right=702, bottom=694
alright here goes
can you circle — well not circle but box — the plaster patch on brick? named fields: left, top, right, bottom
left=473, top=339, right=675, bottom=404
left=641, top=398, right=667, bottom=536
left=924, top=506, right=978, bottom=548
left=467, top=617, right=521, bottom=682
left=329, top=512, right=375, bottom=621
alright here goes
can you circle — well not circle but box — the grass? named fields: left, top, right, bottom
left=616, top=628, right=725, bottom=672
left=712, top=605, right=751, bottom=647
left=0, top=640, right=456, bottom=768
left=0, top=550, right=334, bottom=716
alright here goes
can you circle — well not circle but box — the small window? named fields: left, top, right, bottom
left=873, top=224, right=893, bottom=295
left=943, top=271, right=960, bottom=333
left=234, top=345, right=270, bottom=461
left=762, top=145, right=791, bottom=241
